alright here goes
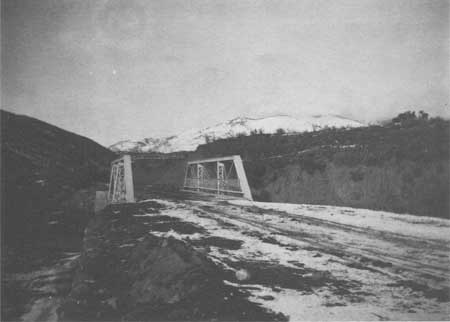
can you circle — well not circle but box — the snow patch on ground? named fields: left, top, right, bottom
left=229, top=200, right=450, bottom=241
left=151, top=229, right=203, bottom=241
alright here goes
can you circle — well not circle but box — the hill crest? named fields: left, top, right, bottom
left=110, top=114, right=364, bottom=153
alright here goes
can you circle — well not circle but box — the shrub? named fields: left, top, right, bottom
left=275, top=128, right=286, bottom=135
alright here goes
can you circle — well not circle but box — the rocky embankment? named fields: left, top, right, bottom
left=60, top=201, right=285, bottom=321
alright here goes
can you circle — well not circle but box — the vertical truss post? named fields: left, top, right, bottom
left=108, top=154, right=135, bottom=204
left=108, top=165, right=115, bottom=200
left=108, top=165, right=114, bottom=198
left=197, top=164, right=204, bottom=191
left=122, top=154, right=134, bottom=203
left=216, top=161, right=219, bottom=194
left=112, top=165, right=119, bottom=201
left=183, top=164, right=188, bottom=189
left=217, top=162, right=224, bottom=194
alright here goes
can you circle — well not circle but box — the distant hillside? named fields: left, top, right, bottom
left=191, top=114, right=450, bottom=218
left=1, top=109, right=116, bottom=250
left=110, top=114, right=364, bottom=153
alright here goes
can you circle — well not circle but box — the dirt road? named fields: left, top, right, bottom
left=145, top=194, right=450, bottom=320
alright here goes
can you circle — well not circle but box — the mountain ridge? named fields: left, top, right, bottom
left=110, top=114, right=365, bottom=153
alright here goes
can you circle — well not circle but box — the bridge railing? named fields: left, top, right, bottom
left=183, top=178, right=242, bottom=194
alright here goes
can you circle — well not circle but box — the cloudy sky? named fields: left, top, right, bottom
left=2, top=0, right=449, bottom=146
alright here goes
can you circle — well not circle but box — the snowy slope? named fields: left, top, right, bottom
left=109, top=115, right=364, bottom=153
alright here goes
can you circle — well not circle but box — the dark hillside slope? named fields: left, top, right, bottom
left=129, top=152, right=190, bottom=197
left=1, top=109, right=116, bottom=262
left=195, top=116, right=450, bottom=218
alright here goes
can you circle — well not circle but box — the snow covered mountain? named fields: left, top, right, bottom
left=109, top=114, right=365, bottom=153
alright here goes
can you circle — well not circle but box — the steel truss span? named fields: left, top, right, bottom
left=183, top=155, right=253, bottom=200
left=108, top=155, right=135, bottom=204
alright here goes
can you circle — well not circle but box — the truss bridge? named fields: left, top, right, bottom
left=183, top=155, right=253, bottom=200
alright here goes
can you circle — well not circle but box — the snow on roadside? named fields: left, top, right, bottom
left=151, top=229, right=203, bottom=241
left=229, top=200, right=450, bottom=241
left=150, top=198, right=448, bottom=285
left=145, top=198, right=450, bottom=321
left=244, top=284, right=447, bottom=321
left=224, top=280, right=385, bottom=321
left=150, top=199, right=327, bottom=270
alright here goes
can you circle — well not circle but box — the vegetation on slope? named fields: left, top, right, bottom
left=196, top=111, right=449, bottom=218
left=198, top=111, right=448, bottom=166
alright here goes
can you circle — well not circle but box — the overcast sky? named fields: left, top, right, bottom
left=2, top=0, right=449, bottom=146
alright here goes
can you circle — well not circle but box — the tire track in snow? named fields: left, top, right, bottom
left=187, top=201, right=450, bottom=290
